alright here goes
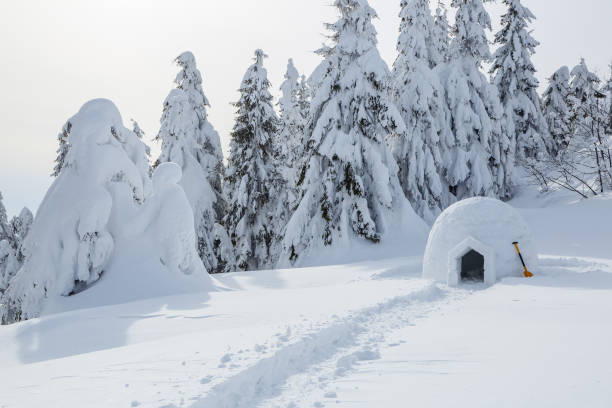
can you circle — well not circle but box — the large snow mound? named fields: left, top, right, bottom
left=423, top=197, right=538, bottom=284
left=1, top=99, right=212, bottom=322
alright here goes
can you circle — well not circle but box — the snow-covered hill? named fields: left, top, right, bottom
left=0, top=191, right=611, bottom=408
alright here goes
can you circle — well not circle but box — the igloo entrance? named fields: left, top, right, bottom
left=461, top=249, right=485, bottom=282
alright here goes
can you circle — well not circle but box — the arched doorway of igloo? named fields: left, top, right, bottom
left=461, top=249, right=485, bottom=282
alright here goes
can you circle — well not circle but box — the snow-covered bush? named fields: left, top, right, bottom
left=225, top=49, right=286, bottom=271
left=155, top=51, right=233, bottom=274
left=490, top=0, right=550, bottom=160
left=525, top=60, right=611, bottom=197
left=1, top=99, right=209, bottom=323
left=279, top=0, right=427, bottom=267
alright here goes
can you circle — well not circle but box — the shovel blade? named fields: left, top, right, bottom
left=524, top=270, right=534, bottom=278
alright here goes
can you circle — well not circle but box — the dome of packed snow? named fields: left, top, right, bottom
left=423, top=197, right=537, bottom=285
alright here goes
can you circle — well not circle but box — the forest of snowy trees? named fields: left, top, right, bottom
left=1, top=0, right=611, bottom=324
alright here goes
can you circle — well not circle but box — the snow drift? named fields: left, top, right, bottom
left=1, top=99, right=211, bottom=323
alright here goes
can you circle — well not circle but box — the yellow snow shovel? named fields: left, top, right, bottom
left=512, top=242, right=534, bottom=278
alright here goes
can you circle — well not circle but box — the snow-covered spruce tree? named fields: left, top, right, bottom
left=605, top=64, right=612, bottom=137
left=279, top=0, right=426, bottom=266
left=276, top=59, right=308, bottom=198
left=391, top=0, right=452, bottom=223
left=431, top=1, right=451, bottom=66
left=437, top=0, right=514, bottom=200
left=0, top=206, right=33, bottom=295
left=225, top=49, right=286, bottom=271
left=1, top=99, right=152, bottom=323
left=568, top=59, right=611, bottom=192
left=490, top=0, right=550, bottom=160
left=1, top=100, right=209, bottom=324
left=0, top=192, right=19, bottom=296
left=542, top=66, right=572, bottom=156
left=155, top=51, right=233, bottom=273
left=52, top=120, right=72, bottom=177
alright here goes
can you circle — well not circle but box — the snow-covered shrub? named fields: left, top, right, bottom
left=155, top=51, right=233, bottom=274
left=1, top=99, right=209, bottom=323
left=279, top=0, right=428, bottom=267
left=525, top=60, right=611, bottom=197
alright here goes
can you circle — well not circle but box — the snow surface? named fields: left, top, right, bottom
left=1, top=186, right=611, bottom=407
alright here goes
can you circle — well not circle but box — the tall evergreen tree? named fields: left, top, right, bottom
left=52, top=121, right=72, bottom=177
left=437, top=0, right=514, bottom=200
left=0, top=192, right=9, bottom=241
left=569, top=59, right=611, bottom=192
left=280, top=0, right=425, bottom=266
left=542, top=66, right=572, bottom=156
left=431, top=1, right=450, bottom=67
left=391, top=0, right=452, bottom=223
left=225, top=49, right=285, bottom=271
left=490, top=0, right=549, bottom=159
left=276, top=59, right=309, bottom=199
left=155, top=51, right=233, bottom=273
left=605, top=63, right=612, bottom=137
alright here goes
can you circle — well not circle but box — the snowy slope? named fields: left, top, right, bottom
left=1, top=190, right=611, bottom=408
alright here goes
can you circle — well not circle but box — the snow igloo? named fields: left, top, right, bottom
left=423, top=197, right=537, bottom=286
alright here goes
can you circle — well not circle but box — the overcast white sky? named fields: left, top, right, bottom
left=0, top=0, right=610, bottom=215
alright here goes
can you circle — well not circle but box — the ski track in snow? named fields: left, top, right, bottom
left=183, top=282, right=467, bottom=408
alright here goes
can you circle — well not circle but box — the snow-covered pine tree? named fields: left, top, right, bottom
left=52, top=120, right=72, bottom=177
left=542, top=66, right=572, bottom=156
left=0, top=192, right=9, bottom=241
left=276, top=59, right=308, bottom=194
left=280, top=0, right=426, bottom=266
left=391, top=0, right=452, bottom=223
left=131, top=119, right=152, bottom=174
left=568, top=59, right=611, bottom=192
left=2, top=99, right=209, bottom=324
left=225, top=49, right=285, bottom=271
left=605, top=63, right=612, bottom=137
left=431, top=1, right=451, bottom=66
left=0, top=206, right=33, bottom=294
left=490, top=0, right=550, bottom=160
left=0, top=192, right=19, bottom=295
left=437, top=0, right=514, bottom=200
left=155, top=51, right=233, bottom=273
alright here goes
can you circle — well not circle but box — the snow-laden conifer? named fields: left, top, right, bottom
left=52, top=121, right=72, bottom=177
left=542, top=66, right=572, bottom=156
left=0, top=206, right=33, bottom=295
left=1, top=100, right=208, bottom=324
left=0, top=193, right=19, bottom=295
left=568, top=59, right=611, bottom=192
left=437, top=0, right=514, bottom=200
left=155, top=51, right=233, bottom=273
left=391, top=0, right=452, bottom=223
left=280, top=0, right=426, bottom=266
left=225, top=50, right=285, bottom=271
left=431, top=1, right=451, bottom=67
left=276, top=58, right=309, bottom=209
left=490, top=0, right=549, bottom=159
